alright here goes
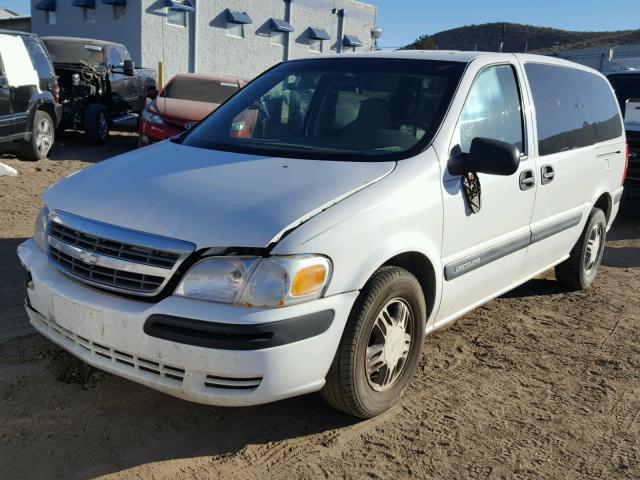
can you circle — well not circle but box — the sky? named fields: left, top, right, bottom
left=3, top=0, right=640, bottom=48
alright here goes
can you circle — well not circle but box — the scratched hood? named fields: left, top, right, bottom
left=43, top=141, right=395, bottom=248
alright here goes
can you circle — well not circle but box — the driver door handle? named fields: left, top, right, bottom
left=541, top=165, right=555, bottom=185
left=519, top=169, right=535, bottom=191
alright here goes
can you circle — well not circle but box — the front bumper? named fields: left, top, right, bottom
left=17, top=239, right=358, bottom=407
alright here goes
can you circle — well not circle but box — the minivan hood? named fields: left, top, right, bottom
left=43, top=141, right=395, bottom=248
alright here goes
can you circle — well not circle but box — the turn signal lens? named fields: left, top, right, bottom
left=291, top=264, right=327, bottom=297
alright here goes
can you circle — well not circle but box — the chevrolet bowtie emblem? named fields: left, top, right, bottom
left=78, top=250, right=99, bottom=266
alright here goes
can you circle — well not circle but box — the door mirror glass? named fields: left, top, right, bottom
left=467, top=137, right=521, bottom=175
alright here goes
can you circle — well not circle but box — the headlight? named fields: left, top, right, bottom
left=142, top=108, right=164, bottom=125
left=175, top=255, right=332, bottom=307
left=34, top=206, right=49, bottom=252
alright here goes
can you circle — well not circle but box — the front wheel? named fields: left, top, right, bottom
left=21, top=110, right=54, bottom=161
left=555, top=207, right=607, bottom=290
left=321, top=266, right=426, bottom=418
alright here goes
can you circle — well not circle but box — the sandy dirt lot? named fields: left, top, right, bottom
left=0, top=133, right=639, bottom=479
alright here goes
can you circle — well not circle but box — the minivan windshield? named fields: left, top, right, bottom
left=182, top=58, right=466, bottom=161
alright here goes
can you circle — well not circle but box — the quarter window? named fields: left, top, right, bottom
left=525, top=64, right=622, bottom=156
left=457, top=65, right=524, bottom=154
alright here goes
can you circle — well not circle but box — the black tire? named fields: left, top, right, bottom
left=84, top=103, right=109, bottom=144
left=321, top=266, right=426, bottom=418
left=21, top=110, right=54, bottom=161
left=555, top=208, right=607, bottom=290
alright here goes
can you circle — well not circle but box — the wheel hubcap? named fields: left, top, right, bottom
left=366, top=298, right=413, bottom=392
left=584, top=223, right=603, bottom=274
left=36, top=118, right=52, bottom=155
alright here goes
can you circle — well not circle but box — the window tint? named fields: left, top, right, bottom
left=458, top=65, right=523, bottom=154
left=162, top=77, right=239, bottom=104
left=24, top=38, right=54, bottom=81
left=525, top=64, right=622, bottom=156
left=607, top=74, right=640, bottom=116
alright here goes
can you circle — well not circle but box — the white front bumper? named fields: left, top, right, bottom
left=17, top=239, right=358, bottom=407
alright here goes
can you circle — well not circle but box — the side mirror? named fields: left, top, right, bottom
left=123, top=59, right=135, bottom=77
left=449, top=137, right=521, bottom=176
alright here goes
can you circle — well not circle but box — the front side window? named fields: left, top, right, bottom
left=525, top=64, right=622, bottom=156
left=83, top=7, right=95, bottom=23
left=106, top=47, right=123, bottom=69
left=182, top=58, right=466, bottom=161
left=227, top=22, right=244, bottom=38
left=114, top=5, right=125, bottom=21
left=167, top=9, right=187, bottom=27
left=457, top=64, right=524, bottom=154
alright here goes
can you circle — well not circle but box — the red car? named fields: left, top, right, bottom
left=139, top=73, right=245, bottom=145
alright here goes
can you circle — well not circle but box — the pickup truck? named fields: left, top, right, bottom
left=607, top=71, right=640, bottom=201
left=42, top=37, right=156, bottom=144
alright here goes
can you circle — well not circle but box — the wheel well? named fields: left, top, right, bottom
left=381, top=252, right=436, bottom=317
left=594, top=193, right=612, bottom=223
left=37, top=103, right=56, bottom=126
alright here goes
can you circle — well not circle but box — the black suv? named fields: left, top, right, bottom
left=0, top=30, right=60, bottom=161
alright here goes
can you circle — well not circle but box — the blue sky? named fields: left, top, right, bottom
left=4, top=0, right=640, bottom=48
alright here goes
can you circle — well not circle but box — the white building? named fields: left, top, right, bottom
left=31, top=0, right=380, bottom=81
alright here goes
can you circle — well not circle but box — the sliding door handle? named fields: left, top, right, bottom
left=541, top=165, right=555, bottom=185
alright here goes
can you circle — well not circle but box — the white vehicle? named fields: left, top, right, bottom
left=18, top=51, right=627, bottom=418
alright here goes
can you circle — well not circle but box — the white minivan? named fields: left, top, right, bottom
left=18, top=51, right=627, bottom=418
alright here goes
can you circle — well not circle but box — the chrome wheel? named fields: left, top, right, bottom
left=366, top=298, right=413, bottom=392
left=584, top=223, right=603, bottom=274
left=35, top=117, right=52, bottom=155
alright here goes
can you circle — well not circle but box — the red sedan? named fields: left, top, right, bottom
left=139, top=73, right=245, bottom=146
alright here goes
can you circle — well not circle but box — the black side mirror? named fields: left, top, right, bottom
left=123, top=59, right=135, bottom=77
left=449, top=137, right=521, bottom=176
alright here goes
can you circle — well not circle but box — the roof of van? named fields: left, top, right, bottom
left=312, top=50, right=600, bottom=72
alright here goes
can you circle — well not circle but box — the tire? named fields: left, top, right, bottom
left=555, top=207, right=607, bottom=290
left=21, top=110, right=54, bottom=161
left=321, top=266, right=426, bottom=418
left=84, top=103, right=109, bottom=144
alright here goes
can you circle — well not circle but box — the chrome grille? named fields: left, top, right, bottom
left=46, top=211, right=195, bottom=297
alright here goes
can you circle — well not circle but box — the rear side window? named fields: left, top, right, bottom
left=24, top=38, right=54, bottom=81
left=525, top=64, right=622, bottom=156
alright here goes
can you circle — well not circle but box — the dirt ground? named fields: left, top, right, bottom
left=0, top=133, right=639, bottom=479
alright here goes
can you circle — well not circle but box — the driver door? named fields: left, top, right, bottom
left=436, top=62, right=537, bottom=323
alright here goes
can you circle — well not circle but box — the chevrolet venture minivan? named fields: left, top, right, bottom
left=18, top=52, right=626, bottom=418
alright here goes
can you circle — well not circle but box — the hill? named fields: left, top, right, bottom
left=404, top=23, right=640, bottom=53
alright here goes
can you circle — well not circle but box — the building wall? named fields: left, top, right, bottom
left=30, top=0, right=143, bottom=66
left=557, top=44, right=640, bottom=73
left=30, top=0, right=377, bottom=83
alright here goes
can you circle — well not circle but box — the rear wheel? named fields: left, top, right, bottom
left=555, top=207, right=607, bottom=290
left=21, top=110, right=54, bottom=161
left=321, top=267, right=426, bottom=418
left=84, top=103, right=109, bottom=144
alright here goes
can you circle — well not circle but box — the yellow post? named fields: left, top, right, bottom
left=157, top=61, right=165, bottom=89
